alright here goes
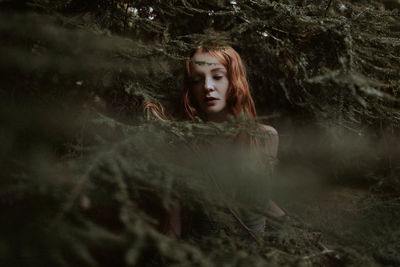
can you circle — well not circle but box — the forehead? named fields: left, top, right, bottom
left=190, top=51, right=226, bottom=73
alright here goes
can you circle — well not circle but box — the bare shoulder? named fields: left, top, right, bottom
left=258, top=124, right=278, bottom=136
left=258, top=124, right=279, bottom=157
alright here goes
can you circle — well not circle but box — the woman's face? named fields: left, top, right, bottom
left=190, top=51, right=230, bottom=122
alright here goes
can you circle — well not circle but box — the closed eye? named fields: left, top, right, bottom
left=213, top=75, right=223, bottom=80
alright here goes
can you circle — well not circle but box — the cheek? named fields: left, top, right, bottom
left=220, top=82, right=230, bottom=101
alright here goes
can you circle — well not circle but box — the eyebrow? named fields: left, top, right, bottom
left=210, top=67, right=226, bottom=72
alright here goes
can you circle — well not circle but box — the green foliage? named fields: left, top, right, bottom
left=1, top=0, right=400, bottom=266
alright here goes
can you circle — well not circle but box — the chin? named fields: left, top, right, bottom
left=202, top=105, right=223, bottom=114
left=205, top=109, right=223, bottom=115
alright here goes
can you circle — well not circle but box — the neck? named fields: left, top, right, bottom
left=206, top=109, right=229, bottom=123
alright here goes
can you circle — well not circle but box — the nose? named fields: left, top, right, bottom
left=204, top=77, right=215, bottom=91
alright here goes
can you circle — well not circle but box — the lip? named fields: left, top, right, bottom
left=204, top=96, right=219, bottom=105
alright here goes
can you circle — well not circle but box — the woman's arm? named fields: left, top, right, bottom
left=259, top=124, right=285, bottom=217
left=259, top=124, right=279, bottom=158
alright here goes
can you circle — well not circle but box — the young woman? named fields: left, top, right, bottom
left=168, top=45, right=284, bottom=238
left=142, top=45, right=284, bottom=240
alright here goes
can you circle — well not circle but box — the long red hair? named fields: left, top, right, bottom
left=183, top=46, right=257, bottom=121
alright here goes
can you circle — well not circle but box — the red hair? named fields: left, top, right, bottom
left=183, top=46, right=257, bottom=121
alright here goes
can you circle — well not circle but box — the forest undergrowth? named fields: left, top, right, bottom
left=1, top=0, right=400, bottom=266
